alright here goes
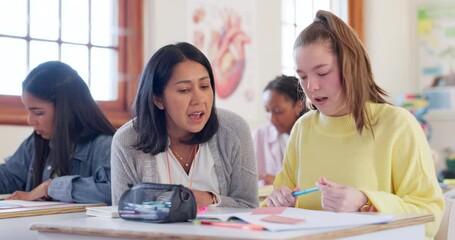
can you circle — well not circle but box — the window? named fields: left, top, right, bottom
left=281, top=0, right=363, bottom=75
left=0, top=0, right=143, bottom=127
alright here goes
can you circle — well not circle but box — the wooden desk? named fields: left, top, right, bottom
left=30, top=208, right=433, bottom=240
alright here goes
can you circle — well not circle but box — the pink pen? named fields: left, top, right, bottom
left=199, top=221, right=264, bottom=231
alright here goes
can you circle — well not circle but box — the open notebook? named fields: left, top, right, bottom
left=196, top=207, right=394, bottom=232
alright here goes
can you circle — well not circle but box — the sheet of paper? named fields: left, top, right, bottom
left=197, top=207, right=394, bottom=232
left=239, top=208, right=394, bottom=231
left=251, top=207, right=286, bottom=215
left=261, top=215, right=305, bottom=224
left=0, top=200, right=104, bottom=219
left=0, top=202, right=21, bottom=209
left=0, top=200, right=66, bottom=209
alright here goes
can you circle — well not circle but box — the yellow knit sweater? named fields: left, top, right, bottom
left=274, top=102, right=444, bottom=240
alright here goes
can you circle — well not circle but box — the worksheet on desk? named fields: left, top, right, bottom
left=0, top=200, right=66, bottom=209
left=198, top=207, right=394, bottom=232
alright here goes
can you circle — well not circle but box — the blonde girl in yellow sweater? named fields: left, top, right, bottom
left=265, top=10, right=444, bottom=240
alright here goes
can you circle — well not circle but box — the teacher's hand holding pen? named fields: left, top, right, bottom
left=316, top=177, right=369, bottom=212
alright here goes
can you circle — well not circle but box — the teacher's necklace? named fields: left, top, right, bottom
left=170, top=145, right=195, bottom=167
left=166, top=144, right=198, bottom=189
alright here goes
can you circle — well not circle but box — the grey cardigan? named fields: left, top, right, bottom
left=111, top=108, right=259, bottom=208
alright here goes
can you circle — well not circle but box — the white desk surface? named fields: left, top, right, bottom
left=29, top=208, right=432, bottom=240
left=0, top=212, right=84, bottom=239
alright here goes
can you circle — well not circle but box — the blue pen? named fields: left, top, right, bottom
left=292, top=187, right=319, bottom=197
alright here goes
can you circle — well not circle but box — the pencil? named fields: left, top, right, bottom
left=199, top=221, right=265, bottom=230
left=292, top=187, right=319, bottom=197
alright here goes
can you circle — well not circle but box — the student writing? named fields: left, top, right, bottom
left=252, top=75, right=306, bottom=186
left=1, top=61, right=115, bottom=204
left=265, top=10, right=444, bottom=240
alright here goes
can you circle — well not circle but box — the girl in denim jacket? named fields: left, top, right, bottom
left=1, top=61, right=115, bottom=204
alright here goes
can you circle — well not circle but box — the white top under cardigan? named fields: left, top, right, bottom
left=156, top=142, right=221, bottom=204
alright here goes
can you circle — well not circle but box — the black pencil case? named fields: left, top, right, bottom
left=118, top=182, right=197, bottom=223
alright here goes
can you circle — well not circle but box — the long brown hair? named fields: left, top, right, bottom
left=23, top=61, right=116, bottom=188
left=294, top=10, right=388, bottom=134
left=132, top=42, right=219, bottom=155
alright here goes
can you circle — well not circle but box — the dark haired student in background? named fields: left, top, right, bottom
left=252, top=75, right=306, bottom=186
left=1, top=61, right=115, bottom=204
left=111, top=42, right=258, bottom=208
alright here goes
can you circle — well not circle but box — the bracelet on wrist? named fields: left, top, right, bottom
left=207, top=191, right=217, bottom=205
left=360, top=199, right=373, bottom=212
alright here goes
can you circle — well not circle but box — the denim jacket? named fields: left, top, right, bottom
left=0, top=133, right=113, bottom=205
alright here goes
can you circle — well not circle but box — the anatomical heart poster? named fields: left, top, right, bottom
left=188, top=0, right=259, bottom=121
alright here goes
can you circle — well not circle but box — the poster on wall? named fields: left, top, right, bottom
left=417, top=2, right=455, bottom=89
left=188, top=0, right=259, bottom=122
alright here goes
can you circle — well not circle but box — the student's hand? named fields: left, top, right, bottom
left=265, top=185, right=298, bottom=207
left=6, top=179, right=52, bottom=201
left=316, top=177, right=367, bottom=212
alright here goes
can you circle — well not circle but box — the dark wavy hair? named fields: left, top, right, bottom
left=22, top=61, right=116, bottom=188
left=132, top=42, right=219, bottom=155
left=264, top=75, right=308, bottom=116
left=294, top=10, right=389, bottom=134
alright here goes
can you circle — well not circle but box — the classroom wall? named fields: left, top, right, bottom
left=364, top=0, right=455, bottom=170
left=364, top=0, right=417, bottom=101
left=0, top=125, right=32, bottom=162
left=143, top=0, right=282, bottom=130
left=0, top=0, right=453, bottom=168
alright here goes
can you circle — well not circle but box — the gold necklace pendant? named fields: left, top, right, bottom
left=170, top=145, right=194, bottom=168
left=171, top=147, right=184, bottom=161
left=184, top=146, right=194, bottom=167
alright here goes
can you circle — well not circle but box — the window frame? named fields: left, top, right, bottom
left=0, top=0, right=143, bottom=128
left=348, top=0, right=364, bottom=42
left=1, top=0, right=361, bottom=128
left=280, top=0, right=364, bottom=75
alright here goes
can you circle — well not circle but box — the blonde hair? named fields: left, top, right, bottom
left=294, top=10, right=388, bottom=134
